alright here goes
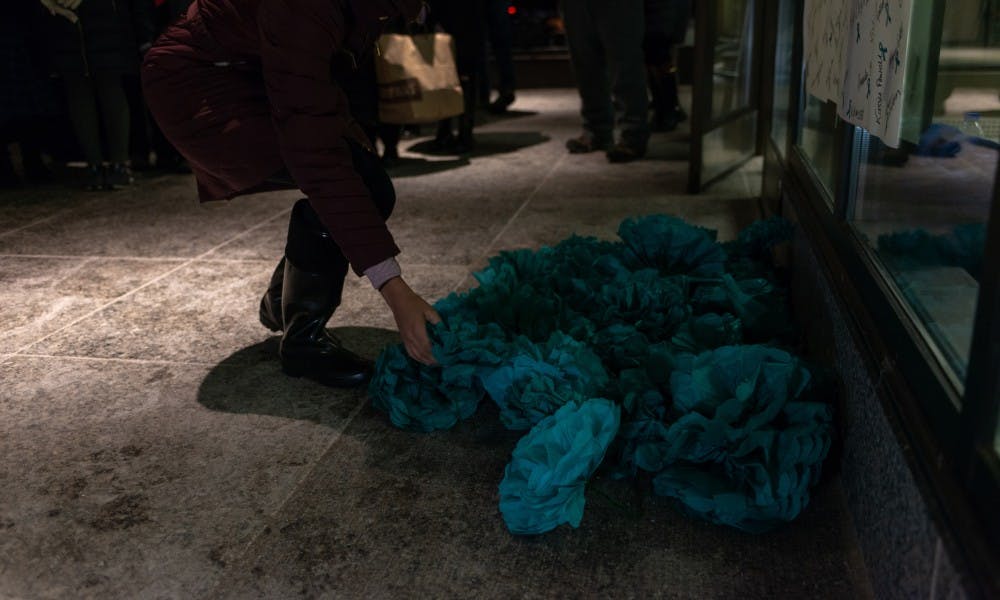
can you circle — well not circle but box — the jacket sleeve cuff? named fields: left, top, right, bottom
left=364, top=257, right=402, bottom=290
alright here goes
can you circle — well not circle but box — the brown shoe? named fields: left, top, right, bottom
left=566, top=133, right=611, bottom=154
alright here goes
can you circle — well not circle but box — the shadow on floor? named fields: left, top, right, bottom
left=477, top=109, right=540, bottom=126
left=646, top=138, right=690, bottom=162
left=195, top=327, right=400, bottom=428
left=385, top=157, right=471, bottom=178
left=407, top=131, right=551, bottom=159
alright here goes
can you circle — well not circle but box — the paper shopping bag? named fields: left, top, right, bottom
left=375, top=33, right=465, bottom=125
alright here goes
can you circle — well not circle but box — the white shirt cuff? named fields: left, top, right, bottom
left=364, top=257, right=402, bottom=290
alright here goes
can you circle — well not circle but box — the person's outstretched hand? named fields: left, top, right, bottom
left=380, top=277, right=441, bottom=366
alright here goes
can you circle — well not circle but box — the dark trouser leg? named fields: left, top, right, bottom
left=378, top=123, right=401, bottom=161
left=562, top=0, right=612, bottom=142
left=92, top=72, right=131, bottom=164
left=487, top=0, right=515, bottom=95
left=266, top=138, right=396, bottom=328
left=265, top=139, right=396, bottom=386
left=647, top=61, right=682, bottom=132
left=595, top=0, right=649, bottom=148
left=457, top=72, right=478, bottom=150
left=63, top=74, right=104, bottom=166
left=644, top=27, right=682, bottom=131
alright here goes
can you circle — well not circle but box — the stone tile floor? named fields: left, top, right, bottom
left=0, top=89, right=871, bottom=599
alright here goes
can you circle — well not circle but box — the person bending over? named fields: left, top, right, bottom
left=142, top=0, right=440, bottom=387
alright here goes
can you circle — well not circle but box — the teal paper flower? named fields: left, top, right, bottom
left=618, top=215, right=727, bottom=277
left=727, top=216, right=794, bottom=261
left=369, top=344, right=483, bottom=433
left=690, top=275, right=790, bottom=342
left=877, top=223, right=986, bottom=282
left=465, top=262, right=587, bottom=342
left=576, top=269, right=690, bottom=340
left=632, top=345, right=832, bottom=532
left=371, top=215, right=833, bottom=535
left=368, top=316, right=509, bottom=433
left=499, top=399, right=622, bottom=535
left=482, top=332, right=609, bottom=430
left=592, top=324, right=651, bottom=373
left=670, top=312, right=743, bottom=354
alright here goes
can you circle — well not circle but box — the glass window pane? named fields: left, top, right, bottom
left=712, top=0, right=756, bottom=119
left=770, top=0, right=796, bottom=152
left=797, top=95, right=840, bottom=198
left=848, top=0, right=999, bottom=390
left=703, top=111, right=758, bottom=184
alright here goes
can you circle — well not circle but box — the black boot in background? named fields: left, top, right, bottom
left=648, top=63, right=686, bottom=133
left=278, top=199, right=371, bottom=388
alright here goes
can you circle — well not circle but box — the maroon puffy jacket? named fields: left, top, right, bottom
left=142, top=0, right=423, bottom=274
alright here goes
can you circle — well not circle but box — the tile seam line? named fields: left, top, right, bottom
left=203, top=394, right=371, bottom=600
left=0, top=213, right=65, bottom=240
left=203, top=173, right=518, bottom=597
left=11, top=208, right=292, bottom=356
left=0, top=193, right=110, bottom=240
left=453, top=151, right=567, bottom=292
left=0, top=195, right=103, bottom=240
left=5, top=352, right=221, bottom=367
left=0, top=254, right=462, bottom=269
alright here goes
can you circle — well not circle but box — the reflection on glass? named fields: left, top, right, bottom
left=770, top=0, right=796, bottom=152
left=703, top=112, right=758, bottom=184
left=848, top=0, right=998, bottom=389
left=798, top=95, right=839, bottom=197
left=712, top=0, right=756, bottom=119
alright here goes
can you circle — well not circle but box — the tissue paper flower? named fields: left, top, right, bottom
left=877, top=223, right=986, bottom=282
left=631, top=345, right=832, bottom=532
left=369, top=214, right=834, bottom=535
left=499, top=398, right=621, bottom=534
left=576, top=269, right=690, bottom=340
left=368, top=316, right=509, bottom=433
left=482, top=332, right=609, bottom=430
left=591, top=324, right=652, bottom=373
left=690, top=275, right=790, bottom=342
left=618, top=215, right=727, bottom=277
left=670, top=312, right=743, bottom=354
left=369, top=344, right=483, bottom=433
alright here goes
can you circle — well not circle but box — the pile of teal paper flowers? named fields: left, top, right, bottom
left=370, top=215, right=833, bottom=535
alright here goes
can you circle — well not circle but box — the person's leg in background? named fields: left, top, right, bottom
left=561, top=0, right=613, bottom=153
left=379, top=123, right=402, bottom=167
left=429, top=0, right=485, bottom=154
left=487, top=0, right=516, bottom=114
left=644, top=0, right=689, bottom=132
left=62, top=73, right=107, bottom=189
left=595, top=0, right=650, bottom=162
left=93, top=70, right=134, bottom=188
left=454, top=46, right=483, bottom=152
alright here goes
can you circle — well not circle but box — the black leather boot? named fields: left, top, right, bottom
left=279, top=258, right=372, bottom=387
left=259, top=257, right=285, bottom=332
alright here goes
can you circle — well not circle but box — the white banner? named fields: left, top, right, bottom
left=804, top=0, right=914, bottom=147
left=838, top=0, right=913, bottom=147
left=803, top=0, right=848, bottom=103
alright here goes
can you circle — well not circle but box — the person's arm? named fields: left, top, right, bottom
left=381, top=278, right=441, bottom=366
left=258, top=0, right=396, bottom=275
left=257, top=0, right=440, bottom=365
